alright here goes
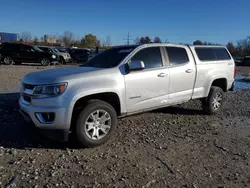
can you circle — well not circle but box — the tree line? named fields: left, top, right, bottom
left=18, top=31, right=112, bottom=49
left=135, top=36, right=250, bottom=57
left=17, top=31, right=250, bottom=57
left=135, top=36, right=165, bottom=44
left=194, top=38, right=250, bottom=57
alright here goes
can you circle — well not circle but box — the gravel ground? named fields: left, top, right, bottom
left=0, top=64, right=250, bottom=188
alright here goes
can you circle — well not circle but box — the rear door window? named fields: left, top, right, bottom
left=40, top=47, right=49, bottom=52
left=166, top=47, right=189, bottom=65
left=20, top=45, right=30, bottom=52
left=0, top=43, right=19, bottom=51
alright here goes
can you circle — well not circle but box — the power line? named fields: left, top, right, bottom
left=123, top=32, right=133, bottom=45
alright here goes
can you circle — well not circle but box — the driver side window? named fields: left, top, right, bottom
left=20, top=45, right=34, bottom=52
left=29, top=47, right=35, bottom=52
left=131, top=47, right=163, bottom=69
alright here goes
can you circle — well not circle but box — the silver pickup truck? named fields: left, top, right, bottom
left=19, top=44, right=235, bottom=147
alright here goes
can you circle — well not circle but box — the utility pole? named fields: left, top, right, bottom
left=123, top=32, right=133, bottom=45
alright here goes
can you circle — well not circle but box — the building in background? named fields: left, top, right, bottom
left=44, top=34, right=56, bottom=44
left=0, top=32, right=18, bottom=43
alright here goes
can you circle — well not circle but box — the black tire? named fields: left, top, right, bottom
left=3, top=56, right=14, bottom=65
left=202, top=86, right=224, bottom=115
left=75, top=100, right=117, bottom=148
left=40, top=58, right=50, bottom=66
left=60, top=57, right=66, bottom=64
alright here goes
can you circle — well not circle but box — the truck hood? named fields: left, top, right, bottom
left=23, top=67, right=103, bottom=85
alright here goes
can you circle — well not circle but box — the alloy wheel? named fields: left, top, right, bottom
left=212, top=92, right=223, bottom=110
left=84, top=110, right=111, bottom=140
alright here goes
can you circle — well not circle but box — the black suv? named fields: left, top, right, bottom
left=0, top=42, right=59, bottom=66
left=68, top=48, right=91, bottom=63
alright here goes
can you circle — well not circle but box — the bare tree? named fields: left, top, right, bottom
left=236, top=37, right=250, bottom=56
left=56, top=35, right=63, bottom=44
left=20, top=31, right=32, bottom=42
left=33, top=36, right=39, bottom=45
left=102, top=36, right=112, bottom=48
left=40, top=36, right=44, bottom=42
left=62, top=31, right=74, bottom=47
left=134, top=37, right=140, bottom=44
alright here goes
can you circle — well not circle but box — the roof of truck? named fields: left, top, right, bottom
left=112, top=43, right=226, bottom=48
left=190, top=45, right=226, bottom=48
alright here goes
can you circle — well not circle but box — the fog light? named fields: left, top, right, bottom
left=35, top=112, right=55, bottom=124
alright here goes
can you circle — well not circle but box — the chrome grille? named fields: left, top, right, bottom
left=21, top=83, right=36, bottom=104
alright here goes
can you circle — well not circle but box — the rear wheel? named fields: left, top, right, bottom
left=75, top=100, right=118, bottom=148
left=40, top=58, right=50, bottom=66
left=202, top=86, right=224, bottom=115
left=3, top=56, right=14, bottom=65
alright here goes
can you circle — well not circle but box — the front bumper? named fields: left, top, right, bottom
left=19, top=98, right=70, bottom=142
left=19, top=108, right=69, bottom=142
left=64, top=57, right=72, bottom=63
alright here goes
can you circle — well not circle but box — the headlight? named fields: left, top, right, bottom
left=33, top=83, right=67, bottom=98
left=64, top=54, right=70, bottom=58
left=52, top=55, right=56, bottom=59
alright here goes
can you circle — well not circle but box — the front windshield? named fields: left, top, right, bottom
left=80, top=47, right=136, bottom=68
left=33, top=46, right=43, bottom=52
left=57, top=48, right=67, bottom=52
left=52, top=47, right=60, bottom=53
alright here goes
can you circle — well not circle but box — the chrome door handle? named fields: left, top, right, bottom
left=186, top=69, right=193, bottom=73
left=158, top=73, right=167, bottom=77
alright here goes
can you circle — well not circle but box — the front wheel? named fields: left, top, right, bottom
left=75, top=100, right=117, bottom=148
left=60, top=57, right=66, bottom=64
left=202, top=86, right=224, bottom=115
left=40, top=58, right=50, bottom=66
left=3, top=56, right=14, bottom=65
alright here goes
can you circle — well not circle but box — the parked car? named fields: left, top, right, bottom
left=0, top=42, right=59, bottom=66
left=37, top=46, right=71, bottom=64
left=233, top=56, right=244, bottom=66
left=19, top=44, right=235, bottom=147
left=68, top=48, right=91, bottom=63
left=238, top=56, right=250, bottom=66
left=88, top=49, right=106, bottom=59
left=56, top=47, right=71, bottom=53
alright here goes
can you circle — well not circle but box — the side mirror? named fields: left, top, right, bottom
left=129, top=60, right=145, bottom=71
